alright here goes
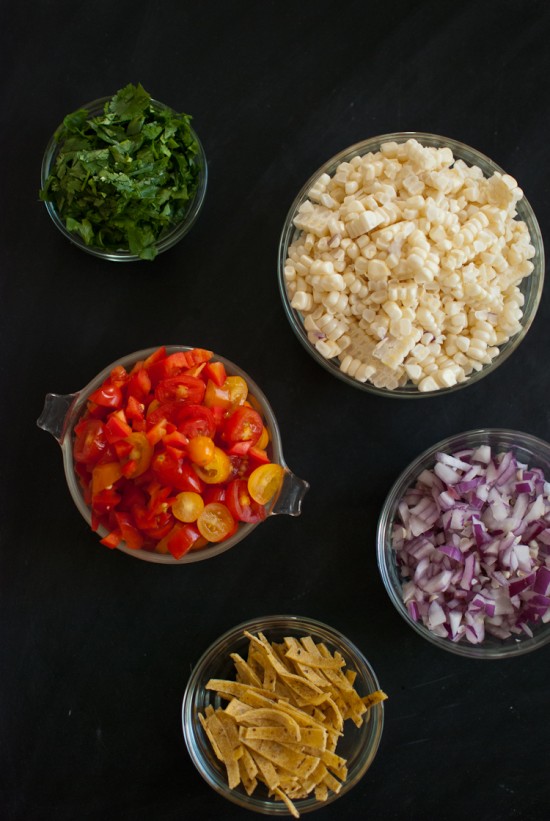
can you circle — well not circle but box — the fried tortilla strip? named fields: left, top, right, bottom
left=198, top=712, right=223, bottom=762
left=224, top=697, right=257, bottom=721
left=289, top=726, right=327, bottom=750
left=242, top=738, right=319, bottom=780
left=240, top=745, right=259, bottom=780
left=284, top=637, right=345, bottom=669
left=362, top=690, right=389, bottom=709
left=315, top=782, right=328, bottom=802
left=322, top=767, right=343, bottom=794
left=237, top=707, right=301, bottom=741
left=238, top=747, right=259, bottom=796
left=230, top=653, right=263, bottom=687
left=240, top=725, right=302, bottom=744
left=215, top=710, right=243, bottom=762
left=321, top=749, right=348, bottom=780
left=274, top=699, right=337, bottom=732
left=271, top=786, right=299, bottom=819
left=200, top=710, right=241, bottom=789
left=253, top=750, right=280, bottom=791
left=205, top=679, right=278, bottom=708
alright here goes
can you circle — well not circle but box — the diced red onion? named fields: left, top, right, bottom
left=392, top=446, right=550, bottom=645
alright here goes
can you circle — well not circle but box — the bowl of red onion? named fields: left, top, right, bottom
left=377, top=429, right=550, bottom=658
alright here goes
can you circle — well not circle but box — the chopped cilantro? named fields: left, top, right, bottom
left=40, top=83, right=202, bottom=260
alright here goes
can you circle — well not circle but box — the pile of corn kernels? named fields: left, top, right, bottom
left=284, top=138, right=535, bottom=391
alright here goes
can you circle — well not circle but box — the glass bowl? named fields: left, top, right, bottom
left=37, top=346, right=308, bottom=563
left=182, top=615, right=385, bottom=815
left=278, top=132, right=544, bottom=397
left=40, top=96, right=207, bottom=261
left=377, top=429, right=550, bottom=658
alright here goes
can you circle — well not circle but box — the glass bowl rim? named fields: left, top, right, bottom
left=59, top=345, right=286, bottom=564
left=277, top=130, right=545, bottom=399
left=376, top=426, right=550, bottom=658
left=40, top=95, right=208, bottom=262
left=181, top=614, right=385, bottom=815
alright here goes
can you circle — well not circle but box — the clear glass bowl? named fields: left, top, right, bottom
left=40, top=96, right=208, bottom=261
left=182, top=615, right=385, bottom=815
left=37, top=347, right=309, bottom=563
left=278, top=132, right=545, bottom=397
left=377, top=429, right=550, bottom=658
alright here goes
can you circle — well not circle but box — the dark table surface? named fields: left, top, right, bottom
left=2, top=1, right=550, bottom=819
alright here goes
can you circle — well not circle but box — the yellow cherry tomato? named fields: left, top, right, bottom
left=256, top=425, right=270, bottom=450
left=187, top=435, right=215, bottom=466
left=247, top=463, right=285, bottom=506
left=225, top=376, right=248, bottom=408
left=197, top=502, right=236, bottom=542
left=193, top=447, right=232, bottom=484
left=172, top=492, right=205, bottom=523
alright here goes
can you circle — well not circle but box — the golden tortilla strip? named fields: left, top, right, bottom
left=271, top=787, right=299, bottom=819
left=240, top=746, right=259, bottom=780
left=215, top=710, right=243, bottom=762
left=362, top=690, right=389, bottom=709
left=283, top=637, right=345, bottom=669
left=205, top=679, right=278, bottom=707
left=315, top=782, right=329, bottom=802
left=200, top=710, right=241, bottom=789
left=230, top=653, right=263, bottom=687
left=321, top=748, right=348, bottom=780
left=237, top=707, right=301, bottom=740
left=240, top=726, right=301, bottom=744
left=242, top=738, right=319, bottom=780
left=198, top=712, right=223, bottom=762
left=322, top=768, right=343, bottom=794
left=252, top=750, right=280, bottom=791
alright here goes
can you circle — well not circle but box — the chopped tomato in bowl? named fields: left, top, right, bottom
left=38, top=346, right=309, bottom=563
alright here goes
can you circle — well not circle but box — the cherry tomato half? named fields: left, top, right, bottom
left=222, top=406, right=263, bottom=446
left=247, top=463, right=285, bottom=505
left=155, top=375, right=206, bottom=405
left=192, top=447, right=232, bottom=484
left=187, top=435, right=215, bottom=467
left=197, top=503, right=236, bottom=542
left=175, top=404, right=216, bottom=439
left=172, top=491, right=204, bottom=523
left=225, top=479, right=267, bottom=523
left=121, top=432, right=153, bottom=478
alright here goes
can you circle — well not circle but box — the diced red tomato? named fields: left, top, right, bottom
left=74, top=419, right=108, bottom=465
left=203, top=361, right=227, bottom=387
left=152, top=449, right=205, bottom=493
left=88, top=383, right=123, bottom=409
left=158, top=522, right=202, bottom=559
left=114, top=511, right=144, bottom=550
left=104, top=410, right=133, bottom=444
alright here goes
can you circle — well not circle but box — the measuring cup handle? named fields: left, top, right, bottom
left=37, top=392, right=77, bottom=443
left=271, top=469, right=310, bottom=517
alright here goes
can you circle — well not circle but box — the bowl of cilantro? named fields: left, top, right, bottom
left=39, top=83, right=207, bottom=261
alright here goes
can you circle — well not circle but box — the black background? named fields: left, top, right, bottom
left=2, top=1, right=550, bottom=819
